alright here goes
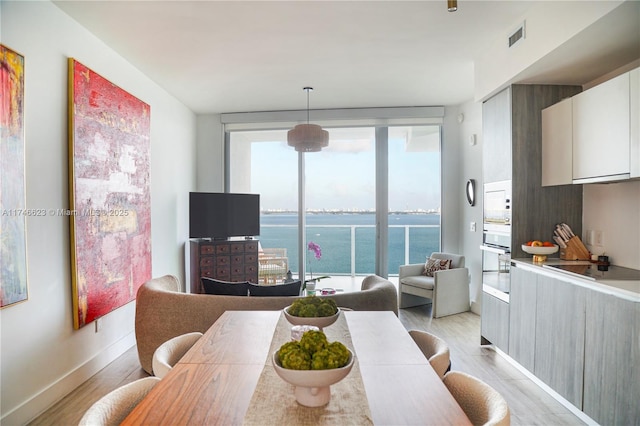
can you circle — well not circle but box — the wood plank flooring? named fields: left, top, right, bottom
left=28, top=305, right=586, bottom=425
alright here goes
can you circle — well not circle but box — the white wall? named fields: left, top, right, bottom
left=582, top=181, right=640, bottom=269
left=474, top=1, right=622, bottom=102
left=196, top=115, right=225, bottom=192
left=441, top=108, right=463, bottom=255
left=456, top=101, right=484, bottom=314
left=0, top=2, right=196, bottom=424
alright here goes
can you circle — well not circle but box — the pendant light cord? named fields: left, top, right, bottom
left=303, top=86, right=312, bottom=125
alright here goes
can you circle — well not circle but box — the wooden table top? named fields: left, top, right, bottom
left=123, top=310, right=471, bottom=425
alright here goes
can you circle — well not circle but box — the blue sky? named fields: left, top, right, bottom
left=246, top=127, right=441, bottom=211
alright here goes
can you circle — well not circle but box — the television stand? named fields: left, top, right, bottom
left=189, top=238, right=259, bottom=294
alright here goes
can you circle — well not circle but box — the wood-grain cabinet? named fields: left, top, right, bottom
left=509, top=263, right=639, bottom=424
left=481, top=84, right=582, bottom=260
left=507, top=267, right=537, bottom=371
left=542, top=67, right=639, bottom=185
left=189, top=239, right=259, bottom=294
left=482, top=87, right=512, bottom=184
left=583, top=291, right=640, bottom=425
left=534, top=274, right=586, bottom=409
left=480, top=290, right=509, bottom=351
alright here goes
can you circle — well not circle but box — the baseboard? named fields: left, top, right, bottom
left=493, top=346, right=599, bottom=426
left=2, top=332, right=136, bottom=425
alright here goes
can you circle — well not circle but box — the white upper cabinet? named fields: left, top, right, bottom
left=572, top=71, right=631, bottom=183
left=542, top=98, right=573, bottom=186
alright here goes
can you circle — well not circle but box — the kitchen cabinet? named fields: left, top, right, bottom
left=480, top=289, right=509, bottom=352
left=534, top=273, right=586, bottom=409
left=583, top=291, right=640, bottom=425
left=507, top=266, right=537, bottom=372
left=506, top=260, right=640, bottom=423
left=572, top=71, right=631, bottom=182
left=482, top=84, right=583, bottom=260
left=482, top=87, right=512, bottom=184
left=541, top=98, right=573, bottom=186
left=481, top=84, right=583, bottom=356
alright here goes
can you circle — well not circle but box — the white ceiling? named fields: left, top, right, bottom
left=53, top=0, right=640, bottom=114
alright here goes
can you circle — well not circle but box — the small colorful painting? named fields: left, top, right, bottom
left=1, top=44, right=28, bottom=308
left=69, top=59, right=152, bottom=329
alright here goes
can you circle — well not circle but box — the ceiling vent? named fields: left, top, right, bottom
left=508, top=21, right=526, bottom=48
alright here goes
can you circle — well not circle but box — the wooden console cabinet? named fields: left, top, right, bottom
left=189, top=239, right=259, bottom=294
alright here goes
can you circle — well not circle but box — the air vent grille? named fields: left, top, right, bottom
left=508, top=21, right=526, bottom=48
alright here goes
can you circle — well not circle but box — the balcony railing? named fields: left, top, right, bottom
left=259, top=224, right=440, bottom=277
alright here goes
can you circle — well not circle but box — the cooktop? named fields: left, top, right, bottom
left=544, top=263, right=640, bottom=281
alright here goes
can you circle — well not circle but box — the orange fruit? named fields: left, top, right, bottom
left=525, top=241, right=533, bottom=246
left=542, top=241, right=554, bottom=247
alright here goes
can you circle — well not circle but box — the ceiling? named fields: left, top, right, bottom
left=53, top=0, right=640, bottom=115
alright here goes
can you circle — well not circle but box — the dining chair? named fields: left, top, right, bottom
left=408, top=329, right=451, bottom=379
left=78, top=376, right=161, bottom=426
left=152, top=331, right=204, bottom=379
left=248, top=280, right=301, bottom=296
left=201, top=277, right=249, bottom=296
left=443, top=371, right=510, bottom=426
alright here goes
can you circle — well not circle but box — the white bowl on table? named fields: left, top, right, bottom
left=283, top=306, right=341, bottom=330
left=272, top=349, right=354, bottom=407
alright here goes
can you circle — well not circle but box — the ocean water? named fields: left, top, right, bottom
left=259, top=213, right=440, bottom=275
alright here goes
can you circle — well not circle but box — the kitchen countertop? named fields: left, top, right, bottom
left=511, top=258, right=640, bottom=302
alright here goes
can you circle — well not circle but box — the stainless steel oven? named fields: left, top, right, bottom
left=480, top=244, right=510, bottom=301
left=483, top=180, right=511, bottom=227
left=481, top=180, right=512, bottom=302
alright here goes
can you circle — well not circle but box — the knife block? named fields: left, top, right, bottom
left=560, top=236, right=590, bottom=260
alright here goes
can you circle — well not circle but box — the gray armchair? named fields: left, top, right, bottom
left=398, top=252, right=470, bottom=318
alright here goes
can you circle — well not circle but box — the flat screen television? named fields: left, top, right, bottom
left=189, top=192, right=260, bottom=239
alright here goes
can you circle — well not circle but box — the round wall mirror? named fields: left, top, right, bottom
left=466, top=179, right=475, bottom=206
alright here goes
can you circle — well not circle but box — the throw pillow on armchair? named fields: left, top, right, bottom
left=423, top=257, right=452, bottom=276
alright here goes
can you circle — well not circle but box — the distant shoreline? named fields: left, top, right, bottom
left=261, top=210, right=440, bottom=215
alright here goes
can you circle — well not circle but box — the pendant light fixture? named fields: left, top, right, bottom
left=447, top=0, right=457, bottom=12
left=287, top=87, right=329, bottom=152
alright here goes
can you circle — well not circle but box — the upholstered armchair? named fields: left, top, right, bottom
left=398, top=252, right=470, bottom=318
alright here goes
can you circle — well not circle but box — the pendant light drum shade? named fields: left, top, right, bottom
left=287, top=86, right=329, bottom=152
left=287, top=124, right=329, bottom=152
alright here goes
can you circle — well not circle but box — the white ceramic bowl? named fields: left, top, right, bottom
left=521, top=244, right=559, bottom=255
left=283, top=306, right=340, bottom=330
left=272, top=349, right=354, bottom=407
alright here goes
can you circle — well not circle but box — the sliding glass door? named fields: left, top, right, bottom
left=388, top=126, right=441, bottom=273
left=227, top=123, right=440, bottom=279
left=304, top=127, right=376, bottom=279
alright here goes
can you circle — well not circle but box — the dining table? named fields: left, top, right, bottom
left=123, top=310, right=471, bottom=425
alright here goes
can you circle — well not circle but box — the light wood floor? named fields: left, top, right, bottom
left=28, top=305, right=586, bottom=425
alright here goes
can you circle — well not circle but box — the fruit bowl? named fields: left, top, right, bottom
left=283, top=306, right=341, bottom=330
left=521, top=244, right=559, bottom=255
left=272, top=349, right=354, bottom=407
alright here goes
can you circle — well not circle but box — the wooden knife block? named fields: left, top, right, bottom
left=559, top=236, right=590, bottom=260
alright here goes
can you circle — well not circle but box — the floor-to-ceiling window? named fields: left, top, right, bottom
left=225, top=108, right=442, bottom=279
left=228, top=130, right=300, bottom=271
left=387, top=126, right=441, bottom=273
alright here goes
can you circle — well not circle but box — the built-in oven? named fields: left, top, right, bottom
left=481, top=180, right=512, bottom=302
left=483, top=180, right=511, bottom=227
left=480, top=244, right=511, bottom=302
